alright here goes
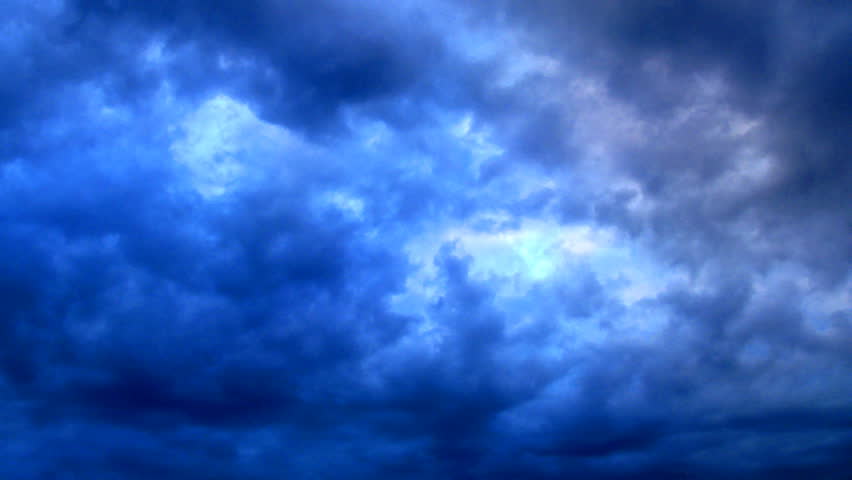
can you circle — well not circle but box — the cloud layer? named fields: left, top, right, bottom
left=1, top=1, right=850, bottom=478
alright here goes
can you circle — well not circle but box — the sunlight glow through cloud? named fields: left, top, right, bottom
left=170, top=95, right=298, bottom=197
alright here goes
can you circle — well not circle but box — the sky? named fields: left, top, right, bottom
left=1, top=1, right=850, bottom=478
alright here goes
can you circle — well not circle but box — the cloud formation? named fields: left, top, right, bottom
left=1, top=1, right=850, bottom=478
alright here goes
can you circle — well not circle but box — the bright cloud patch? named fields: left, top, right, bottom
left=170, top=95, right=299, bottom=197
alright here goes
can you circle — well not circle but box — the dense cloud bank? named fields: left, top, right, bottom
left=1, top=1, right=850, bottom=478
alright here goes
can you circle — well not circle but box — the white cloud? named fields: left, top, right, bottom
left=169, top=94, right=300, bottom=198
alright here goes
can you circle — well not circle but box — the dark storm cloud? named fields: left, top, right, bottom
left=465, top=0, right=851, bottom=477
left=0, top=110, right=415, bottom=477
left=489, top=0, right=851, bottom=277
left=1, top=0, right=850, bottom=479
left=65, top=0, right=450, bottom=134
left=1, top=0, right=453, bottom=161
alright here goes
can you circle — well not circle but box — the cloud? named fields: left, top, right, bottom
left=0, top=1, right=849, bottom=479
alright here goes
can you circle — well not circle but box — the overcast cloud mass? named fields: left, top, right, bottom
left=1, top=0, right=850, bottom=478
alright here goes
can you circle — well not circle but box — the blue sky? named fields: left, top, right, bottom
left=1, top=1, right=850, bottom=478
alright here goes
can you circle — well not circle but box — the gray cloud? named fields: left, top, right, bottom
left=0, top=1, right=849, bottom=479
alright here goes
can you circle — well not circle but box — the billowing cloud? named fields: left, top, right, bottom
left=0, top=1, right=849, bottom=479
